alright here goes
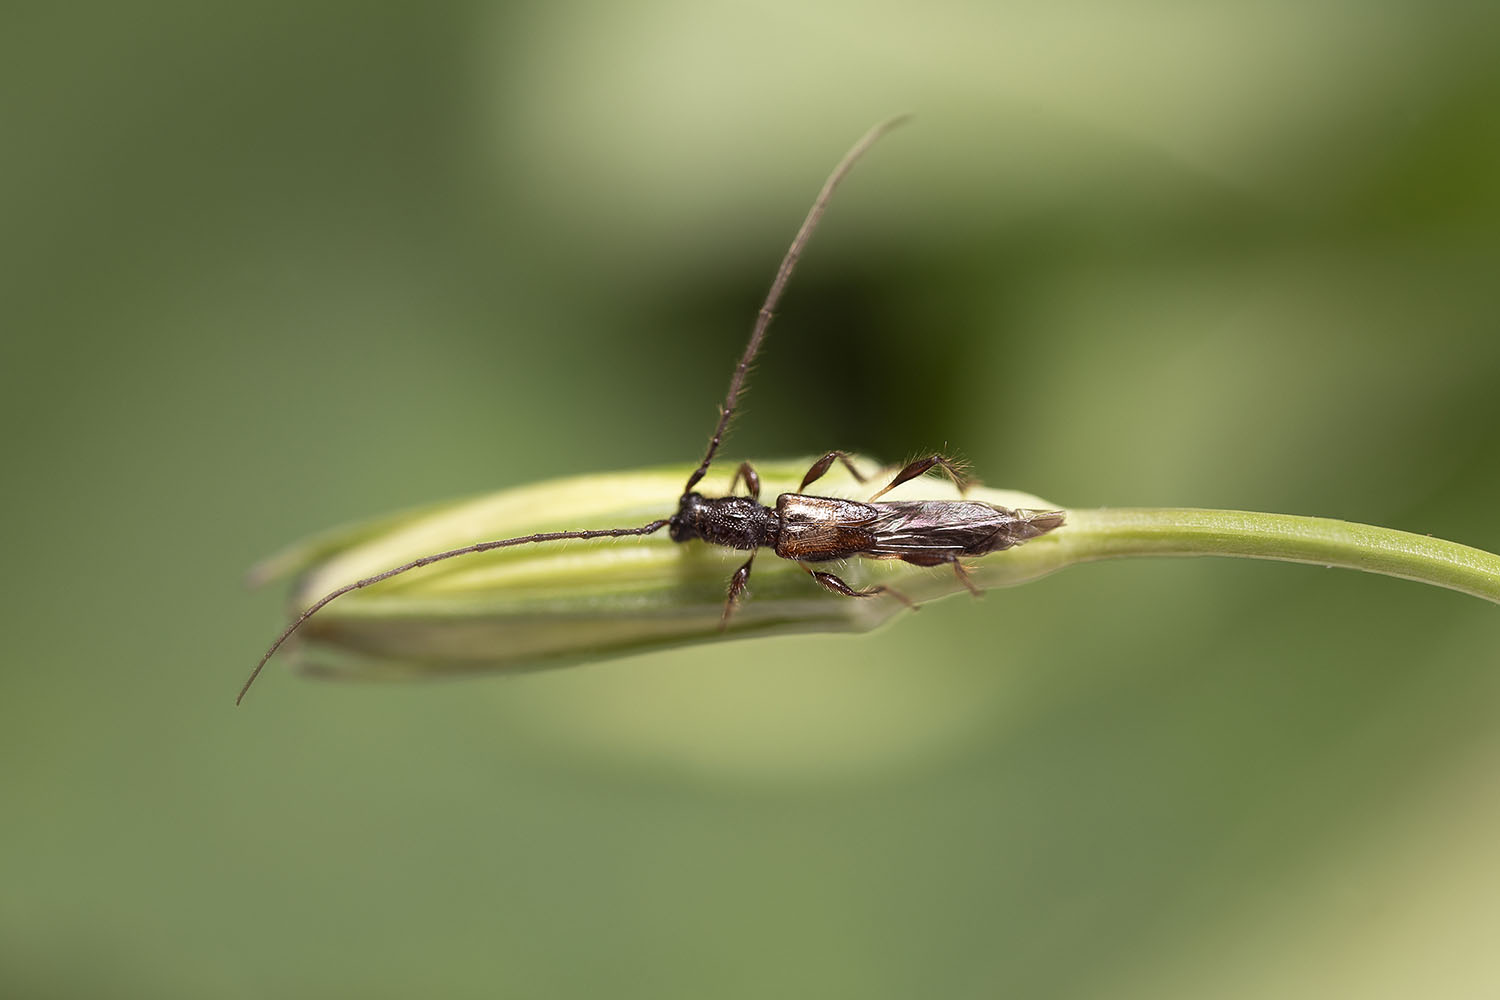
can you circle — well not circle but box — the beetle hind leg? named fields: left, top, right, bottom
left=951, top=559, right=983, bottom=598
left=869, top=453, right=972, bottom=501
left=896, top=552, right=982, bottom=597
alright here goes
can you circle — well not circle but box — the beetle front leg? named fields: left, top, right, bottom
left=720, top=555, right=755, bottom=627
left=727, top=462, right=761, bottom=501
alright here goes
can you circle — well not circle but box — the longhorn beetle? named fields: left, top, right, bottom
left=238, top=118, right=1064, bottom=704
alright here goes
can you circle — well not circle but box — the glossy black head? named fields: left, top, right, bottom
left=669, top=492, right=709, bottom=543
left=668, top=491, right=776, bottom=551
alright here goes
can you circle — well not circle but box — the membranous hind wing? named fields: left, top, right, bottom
left=867, top=501, right=1065, bottom=566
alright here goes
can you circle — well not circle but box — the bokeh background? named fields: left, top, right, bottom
left=4, top=2, right=1499, bottom=997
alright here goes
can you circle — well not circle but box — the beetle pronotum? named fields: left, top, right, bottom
left=238, top=118, right=1064, bottom=704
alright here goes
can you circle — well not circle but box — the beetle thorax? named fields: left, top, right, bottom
left=668, top=493, right=780, bottom=551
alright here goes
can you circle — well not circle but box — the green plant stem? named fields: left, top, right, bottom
left=1045, top=508, right=1500, bottom=605
left=252, top=464, right=1498, bottom=684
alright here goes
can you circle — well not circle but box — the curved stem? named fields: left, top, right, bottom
left=251, top=467, right=1499, bottom=687
left=1048, top=508, right=1500, bottom=605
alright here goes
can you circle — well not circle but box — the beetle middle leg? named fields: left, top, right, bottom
left=869, top=453, right=971, bottom=500
left=799, top=562, right=915, bottom=609
left=798, top=451, right=869, bottom=492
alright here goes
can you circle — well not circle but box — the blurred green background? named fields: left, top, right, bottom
left=4, top=2, right=1499, bottom=997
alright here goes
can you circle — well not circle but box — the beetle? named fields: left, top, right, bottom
left=238, top=117, right=1064, bottom=704
left=671, top=450, right=1063, bottom=619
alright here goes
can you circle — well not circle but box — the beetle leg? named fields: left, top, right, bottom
left=720, top=555, right=756, bottom=627
left=798, top=451, right=869, bottom=492
left=799, top=563, right=916, bottom=609
left=868, top=453, right=971, bottom=500
left=727, top=461, right=761, bottom=501
left=952, top=559, right=983, bottom=598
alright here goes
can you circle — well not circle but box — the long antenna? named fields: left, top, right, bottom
left=237, top=519, right=669, bottom=705
left=681, top=115, right=910, bottom=494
